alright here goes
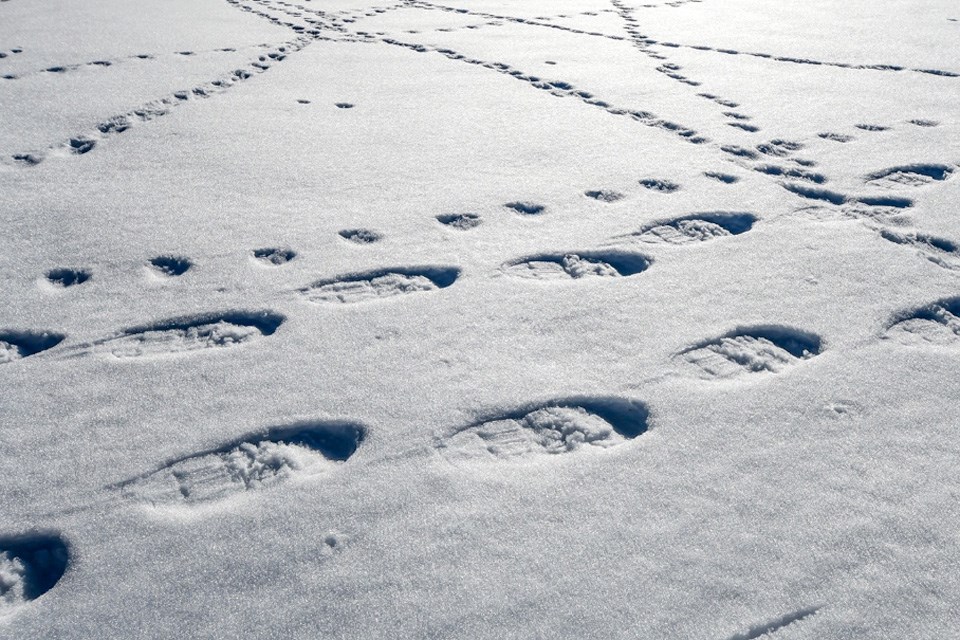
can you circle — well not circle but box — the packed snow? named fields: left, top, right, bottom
left=2, top=0, right=959, bottom=638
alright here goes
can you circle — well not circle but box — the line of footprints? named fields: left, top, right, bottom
left=3, top=164, right=960, bottom=617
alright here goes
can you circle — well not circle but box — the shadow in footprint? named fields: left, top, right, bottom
left=639, top=178, right=680, bottom=193
left=437, top=396, right=650, bottom=462
left=149, top=256, right=192, bottom=276
left=0, top=532, right=69, bottom=613
left=584, top=189, right=625, bottom=202
left=47, top=268, right=91, bottom=287
left=118, top=421, right=366, bottom=506
left=1, top=330, right=66, bottom=363
left=679, top=325, right=823, bottom=379
left=253, top=248, right=296, bottom=265
left=885, top=297, right=960, bottom=345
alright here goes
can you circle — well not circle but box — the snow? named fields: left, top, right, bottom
left=1, top=0, right=960, bottom=638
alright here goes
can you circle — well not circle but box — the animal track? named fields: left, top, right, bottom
left=149, top=256, right=192, bottom=276
left=436, top=397, right=650, bottom=462
left=46, top=268, right=91, bottom=287
left=436, top=213, right=482, bottom=229
left=625, top=212, right=757, bottom=245
left=119, top=421, right=365, bottom=506
left=885, top=297, right=960, bottom=346
left=679, top=325, right=823, bottom=379
left=504, top=201, right=546, bottom=215
left=855, top=123, right=889, bottom=132
left=335, top=102, right=354, bottom=108
left=0, top=331, right=66, bottom=364
left=91, top=311, right=285, bottom=358
left=0, top=533, right=69, bottom=615
left=299, top=266, right=460, bottom=304
left=725, top=606, right=821, bottom=640
left=253, top=247, right=296, bottom=265
left=339, top=228, right=383, bottom=244
left=639, top=178, right=680, bottom=192
left=502, top=251, right=651, bottom=280
left=865, top=164, right=954, bottom=188
left=584, top=189, right=625, bottom=202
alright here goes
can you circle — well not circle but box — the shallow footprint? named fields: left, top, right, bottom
left=119, top=421, right=365, bottom=506
left=502, top=251, right=650, bottom=280
left=253, top=247, right=296, bottom=265
left=885, top=297, right=960, bottom=346
left=436, top=213, right=481, bottom=229
left=300, top=266, right=460, bottom=304
left=149, top=255, right=192, bottom=276
left=91, top=310, right=284, bottom=358
left=0, top=532, right=69, bottom=616
left=0, top=331, right=65, bottom=364
left=437, top=397, right=649, bottom=462
left=679, top=325, right=822, bottom=379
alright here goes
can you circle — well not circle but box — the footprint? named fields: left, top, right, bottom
left=68, top=138, right=95, bottom=155
left=704, top=171, right=739, bottom=184
left=721, top=145, right=759, bottom=160
left=756, top=139, right=804, bottom=157
left=885, top=297, right=960, bottom=346
left=46, top=268, right=91, bottom=287
left=339, top=228, right=383, bottom=244
left=909, top=119, right=939, bottom=127
left=504, top=201, right=546, bottom=215
left=754, top=165, right=827, bottom=184
left=879, top=229, right=960, bottom=270
left=818, top=132, right=854, bottom=143
left=299, top=267, right=460, bottom=304
left=436, top=397, right=650, bottom=462
left=149, top=255, right=192, bottom=276
left=679, top=325, right=823, bottom=379
left=502, top=251, right=650, bottom=280
left=624, top=212, right=757, bottom=245
left=335, top=102, right=354, bottom=109
left=91, top=311, right=284, bottom=358
left=855, top=123, right=890, bottom=132
left=0, top=331, right=66, bottom=364
left=119, top=421, right=365, bottom=506
left=0, top=533, right=69, bottom=616
left=639, top=178, right=680, bottom=193
left=253, top=248, right=296, bottom=265
left=436, top=213, right=482, bottom=229
left=584, top=189, right=625, bottom=202
left=865, top=164, right=954, bottom=189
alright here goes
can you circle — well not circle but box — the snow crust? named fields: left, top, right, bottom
left=1, top=0, right=959, bottom=638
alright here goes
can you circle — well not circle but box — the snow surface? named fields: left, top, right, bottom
left=1, top=0, right=960, bottom=638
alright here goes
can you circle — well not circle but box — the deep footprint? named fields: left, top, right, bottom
left=46, top=268, right=91, bottom=287
left=437, top=397, right=650, bottom=462
left=92, top=310, right=285, bottom=358
left=680, top=325, right=823, bottom=379
left=0, top=330, right=66, bottom=364
left=885, top=297, right=960, bottom=345
left=502, top=251, right=651, bottom=280
left=120, top=421, right=366, bottom=505
left=299, top=266, right=460, bottom=304
left=626, top=212, right=757, bottom=245
left=0, top=533, right=69, bottom=615
left=149, top=256, right=192, bottom=276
